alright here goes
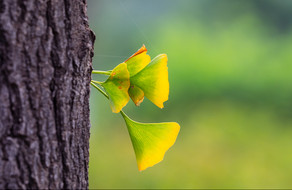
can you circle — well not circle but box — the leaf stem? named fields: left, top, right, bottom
left=120, top=110, right=128, bottom=119
left=91, top=81, right=130, bottom=120
left=92, top=70, right=111, bottom=75
left=91, top=80, right=103, bottom=85
left=90, top=81, right=109, bottom=99
left=120, top=110, right=137, bottom=123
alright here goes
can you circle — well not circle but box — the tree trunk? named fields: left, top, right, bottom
left=0, top=0, right=95, bottom=189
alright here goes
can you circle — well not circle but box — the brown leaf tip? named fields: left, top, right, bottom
left=124, top=45, right=147, bottom=62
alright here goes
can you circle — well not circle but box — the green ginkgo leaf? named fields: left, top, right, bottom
left=121, top=111, right=180, bottom=171
left=102, top=63, right=130, bottom=113
left=123, top=45, right=169, bottom=108
left=91, top=45, right=180, bottom=172
left=125, top=44, right=151, bottom=77
left=130, top=54, right=169, bottom=108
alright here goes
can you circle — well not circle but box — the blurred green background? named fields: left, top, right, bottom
left=87, top=0, right=292, bottom=188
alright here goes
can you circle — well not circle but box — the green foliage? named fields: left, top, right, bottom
left=102, top=63, right=130, bottom=113
left=91, top=46, right=180, bottom=171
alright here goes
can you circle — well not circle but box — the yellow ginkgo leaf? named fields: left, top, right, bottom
left=102, top=63, right=130, bottom=113
left=123, top=45, right=169, bottom=108
left=121, top=111, right=180, bottom=171
left=130, top=54, right=169, bottom=108
left=125, top=45, right=151, bottom=77
left=124, top=45, right=150, bottom=106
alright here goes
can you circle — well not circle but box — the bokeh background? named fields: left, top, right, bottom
left=87, top=0, right=292, bottom=188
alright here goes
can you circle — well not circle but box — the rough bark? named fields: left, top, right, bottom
left=0, top=0, right=95, bottom=189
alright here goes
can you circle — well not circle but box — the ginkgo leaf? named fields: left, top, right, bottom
left=128, top=85, right=144, bottom=106
left=124, top=45, right=150, bottom=106
left=102, top=63, right=130, bottom=113
left=130, top=54, right=169, bottom=108
left=121, top=111, right=180, bottom=171
left=125, top=45, right=151, bottom=77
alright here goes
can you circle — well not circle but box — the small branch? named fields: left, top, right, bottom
left=92, top=70, right=111, bottom=75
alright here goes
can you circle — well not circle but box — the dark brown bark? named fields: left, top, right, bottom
left=0, top=0, right=95, bottom=189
